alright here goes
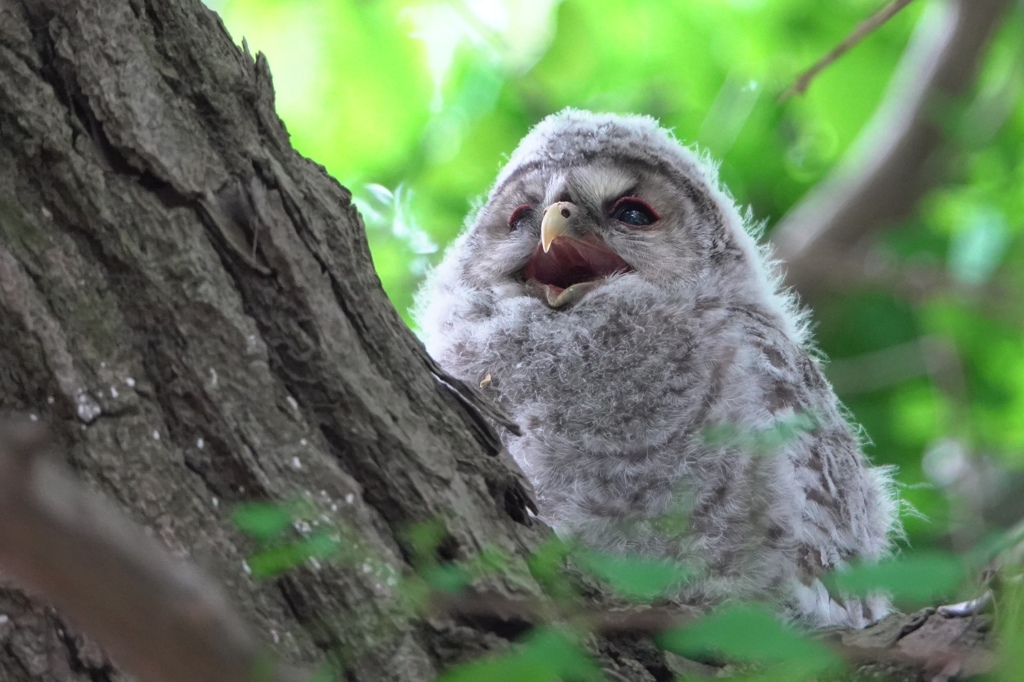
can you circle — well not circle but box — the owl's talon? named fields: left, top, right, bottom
left=937, top=591, right=992, bottom=618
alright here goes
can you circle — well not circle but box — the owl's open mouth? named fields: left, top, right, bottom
left=521, top=235, right=632, bottom=308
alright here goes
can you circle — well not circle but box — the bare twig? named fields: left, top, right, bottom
left=0, top=420, right=307, bottom=682
left=770, top=244, right=1014, bottom=301
left=780, top=0, right=918, bottom=101
left=430, top=590, right=701, bottom=638
left=773, top=0, right=1013, bottom=301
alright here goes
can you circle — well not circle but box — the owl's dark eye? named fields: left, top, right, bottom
left=508, top=204, right=532, bottom=231
left=611, top=197, right=658, bottom=228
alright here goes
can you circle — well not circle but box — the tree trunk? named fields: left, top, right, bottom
left=0, top=0, right=559, bottom=679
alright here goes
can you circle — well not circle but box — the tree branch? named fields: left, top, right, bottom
left=432, top=589, right=995, bottom=680
left=429, top=590, right=700, bottom=639
left=772, top=0, right=1013, bottom=300
left=0, top=420, right=1001, bottom=681
left=780, top=0, right=918, bottom=101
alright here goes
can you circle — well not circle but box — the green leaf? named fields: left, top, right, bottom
left=658, top=604, right=838, bottom=678
left=831, top=551, right=966, bottom=603
left=248, top=533, right=340, bottom=579
left=247, top=544, right=308, bottom=578
left=996, top=569, right=1024, bottom=679
left=401, top=518, right=450, bottom=566
left=700, top=411, right=819, bottom=455
left=231, top=503, right=293, bottom=541
left=528, top=537, right=576, bottom=601
left=948, top=205, right=1010, bottom=286
left=464, top=546, right=512, bottom=580
left=419, top=563, right=470, bottom=594
left=574, top=549, right=691, bottom=601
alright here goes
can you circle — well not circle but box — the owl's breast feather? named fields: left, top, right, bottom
left=470, top=280, right=700, bottom=456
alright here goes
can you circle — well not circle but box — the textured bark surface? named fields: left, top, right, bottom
left=0, top=0, right=552, bottom=679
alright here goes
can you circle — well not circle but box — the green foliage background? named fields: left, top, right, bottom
left=211, top=0, right=1024, bottom=558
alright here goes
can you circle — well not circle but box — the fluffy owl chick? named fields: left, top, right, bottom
left=416, top=109, right=899, bottom=628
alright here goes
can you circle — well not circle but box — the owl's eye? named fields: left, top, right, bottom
left=611, top=197, right=658, bottom=228
left=508, top=204, right=532, bottom=231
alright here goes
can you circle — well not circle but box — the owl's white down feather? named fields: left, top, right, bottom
left=416, top=109, right=900, bottom=628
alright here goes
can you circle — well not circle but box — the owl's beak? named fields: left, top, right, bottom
left=522, top=221, right=633, bottom=308
left=540, top=201, right=575, bottom=253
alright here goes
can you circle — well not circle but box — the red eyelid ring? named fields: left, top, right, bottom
left=508, top=204, right=532, bottom=226
left=611, top=196, right=660, bottom=225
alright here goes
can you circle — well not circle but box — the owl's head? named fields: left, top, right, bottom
left=418, top=109, right=801, bottom=340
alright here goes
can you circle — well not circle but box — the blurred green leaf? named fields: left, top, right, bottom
left=831, top=551, right=966, bottom=604
left=948, top=205, right=1010, bottom=286
left=701, top=411, right=819, bottom=455
left=573, top=549, right=690, bottom=601
left=658, top=603, right=838, bottom=678
left=232, top=502, right=294, bottom=541
left=248, top=532, right=340, bottom=578
left=402, top=518, right=451, bottom=566
left=996, top=565, right=1024, bottom=679
left=470, top=546, right=512, bottom=578
left=419, top=563, right=471, bottom=593
left=528, top=536, right=576, bottom=601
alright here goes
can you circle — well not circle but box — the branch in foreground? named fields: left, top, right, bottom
left=434, top=590, right=996, bottom=680
left=780, top=0, right=918, bottom=101
left=773, top=0, right=1012, bottom=301
left=429, top=590, right=700, bottom=639
left=0, top=420, right=306, bottom=682
left=0, top=419, right=999, bottom=681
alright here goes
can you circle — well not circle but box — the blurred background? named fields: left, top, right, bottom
left=209, top=0, right=1023, bottom=557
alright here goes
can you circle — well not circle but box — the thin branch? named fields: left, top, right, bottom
left=434, top=589, right=996, bottom=679
left=0, top=420, right=1001, bottom=681
left=0, top=420, right=307, bottom=682
left=773, top=0, right=1013, bottom=301
left=429, top=590, right=700, bottom=639
left=770, top=243, right=1020, bottom=318
left=781, top=0, right=918, bottom=101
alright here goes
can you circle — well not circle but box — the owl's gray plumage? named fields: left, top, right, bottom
left=416, top=109, right=899, bottom=627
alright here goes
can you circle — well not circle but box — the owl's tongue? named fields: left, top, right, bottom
left=522, top=235, right=632, bottom=298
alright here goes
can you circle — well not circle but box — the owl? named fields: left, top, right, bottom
left=416, top=109, right=899, bottom=628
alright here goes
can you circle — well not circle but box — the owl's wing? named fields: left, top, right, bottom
left=700, top=305, right=899, bottom=627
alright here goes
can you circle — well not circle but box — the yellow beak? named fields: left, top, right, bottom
left=540, top=201, right=576, bottom=253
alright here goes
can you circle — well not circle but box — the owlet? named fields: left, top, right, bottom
left=416, top=109, right=899, bottom=627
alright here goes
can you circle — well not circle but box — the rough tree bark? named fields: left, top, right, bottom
left=0, top=0, right=1011, bottom=681
left=0, top=0, right=562, bottom=679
